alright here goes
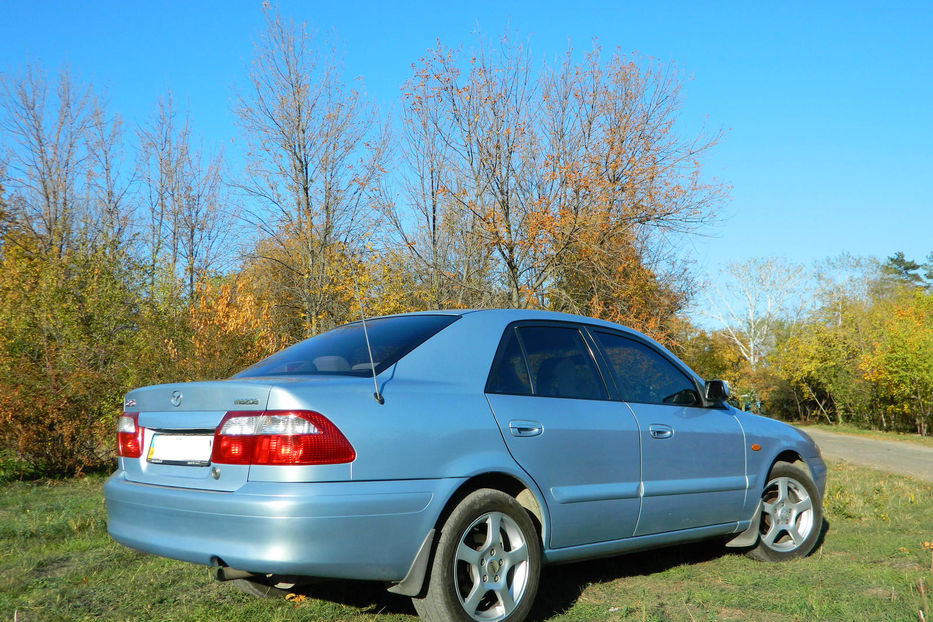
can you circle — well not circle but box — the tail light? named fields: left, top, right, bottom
left=212, top=410, right=356, bottom=465
left=117, top=412, right=144, bottom=458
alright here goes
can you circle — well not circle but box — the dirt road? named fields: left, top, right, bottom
left=802, top=427, right=933, bottom=482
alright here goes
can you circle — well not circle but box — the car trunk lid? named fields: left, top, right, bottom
left=121, top=380, right=275, bottom=491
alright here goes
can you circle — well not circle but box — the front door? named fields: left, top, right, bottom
left=589, top=330, right=747, bottom=536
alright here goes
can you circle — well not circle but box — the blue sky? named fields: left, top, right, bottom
left=2, top=0, right=931, bottom=277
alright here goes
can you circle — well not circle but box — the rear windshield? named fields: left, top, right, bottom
left=233, top=314, right=460, bottom=378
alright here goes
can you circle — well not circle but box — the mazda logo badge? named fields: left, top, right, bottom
left=170, top=391, right=183, bottom=407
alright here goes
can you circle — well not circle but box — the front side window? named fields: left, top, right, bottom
left=514, top=325, right=607, bottom=400
left=593, top=331, right=700, bottom=406
left=235, top=315, right=459, bottom=378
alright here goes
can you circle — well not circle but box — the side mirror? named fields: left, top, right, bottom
left=704, top=379, right=730, bottom=403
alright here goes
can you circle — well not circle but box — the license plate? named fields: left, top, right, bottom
left=147, top=434, right=213, bottom=466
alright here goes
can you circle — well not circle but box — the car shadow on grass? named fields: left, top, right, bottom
left=526, top=518, right=832, bottom=621
left=283, top=539, right=745, bottom=619
left=527, top=539, right=740, bottom=621
left=283, top=579, right=416, bottom=616
left=281, top=519, right=832, bottom=620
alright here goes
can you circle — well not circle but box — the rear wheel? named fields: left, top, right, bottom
left=413, top=488, right=541, bottom=622
left=748, top=462, right=823, bottom=562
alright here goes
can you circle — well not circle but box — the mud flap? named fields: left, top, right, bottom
left=725, top=501, right=762, bottom=548
left=386, top=529, right=435, bottom=596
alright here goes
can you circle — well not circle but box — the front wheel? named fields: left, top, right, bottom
left=413, top=488, right=541, bottom=622
left=748, top=462, right=823, bottom=562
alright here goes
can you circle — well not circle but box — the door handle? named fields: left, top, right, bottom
left=509, top=420, right=543, bottom=437
left=648, top=424, right=673, bottom=439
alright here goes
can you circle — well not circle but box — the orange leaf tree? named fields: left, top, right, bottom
left=397, top=36, right=727, bottom=338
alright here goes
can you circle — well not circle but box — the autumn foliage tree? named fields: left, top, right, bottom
left=679, top=254, right=933, bottom=435
left=234, top=9, right=390, bottom=339
left=388, top=57, right=498, bottom=309
left=395, top=37, right=725, bottom=338
left=0, top=69, right=246, bottom=475
left=0, top=68, right=142, bottom=475
left=860, top=289, right=933, bottom=435
left=180, top=278, right=286, bottom=381
left=0, top=232, right=140, bottom=475
left=0, top=24, right=740, bottom=477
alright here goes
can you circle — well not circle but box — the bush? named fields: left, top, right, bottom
left=0, top=244, right=137, bottom=476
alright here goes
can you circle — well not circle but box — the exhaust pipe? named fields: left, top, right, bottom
left=211, top=557, right=259, bottom=582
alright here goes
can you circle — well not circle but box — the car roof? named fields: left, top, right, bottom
left=366, top=308, right=643, bottom=334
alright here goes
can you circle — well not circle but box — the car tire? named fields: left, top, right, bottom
left=413, top=488, right=541, bottom=622
left=748, top=462, right=823, bottom=562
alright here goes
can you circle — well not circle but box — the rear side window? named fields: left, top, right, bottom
left=487, top=325, right=606, bottom=400
left=593, top=331, right=700, bottom=406
left=486, top=329, right=532, bottom=395
left=235, top=315, right=459, bottom=378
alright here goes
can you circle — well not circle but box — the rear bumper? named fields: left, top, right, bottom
left=104, top=472, right=463, bottom=581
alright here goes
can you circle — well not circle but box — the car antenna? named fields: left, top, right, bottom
left=351, top=263, right=384, bottom=405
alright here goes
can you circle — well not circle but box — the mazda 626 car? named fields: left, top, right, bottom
left=105, top=309, right=826, bottom=622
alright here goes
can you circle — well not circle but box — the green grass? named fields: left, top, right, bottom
left=795, top=422, right=933, bottom=449
left=2, top=463, right=931, bottom=621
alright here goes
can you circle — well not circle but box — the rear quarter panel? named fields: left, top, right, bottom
left=268, top=312, right=522, bottom=482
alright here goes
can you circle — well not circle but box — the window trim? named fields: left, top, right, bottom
left=483, top=326, right=534, bottom=396
left=585, top=327, right=706, bottom=407
left=234, top=313, right=461, bottom=379
left=484, top=320, right=612, bottom=401
left=512, top=326, right=536, bottom=395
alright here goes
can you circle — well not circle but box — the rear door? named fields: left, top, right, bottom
left=589, top=330, right=747, bottom=536
left=485, top=323, right=642, bottom=549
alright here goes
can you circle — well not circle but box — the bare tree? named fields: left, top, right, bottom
left=175, top=144, right=228, bottom=298
left=0, top=66, right=136, bottom=258
left=399, top=39, right=726, bottom=313
left=233, top=9, right=389, bottom=335
left=388, top=59, right=499, bottom=309
left=86, top=100, right=133, bottom=258
left=0, top=66, right=95, bottom=256
left=138, top=94, right=180, bottom=295
left=138, top=93, right=231, bottom=299
left=704, top=257, right=810, bottom=367
left=424, top=36, right=544, bottom=308
left=0, top=168, right=10, bottom=244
